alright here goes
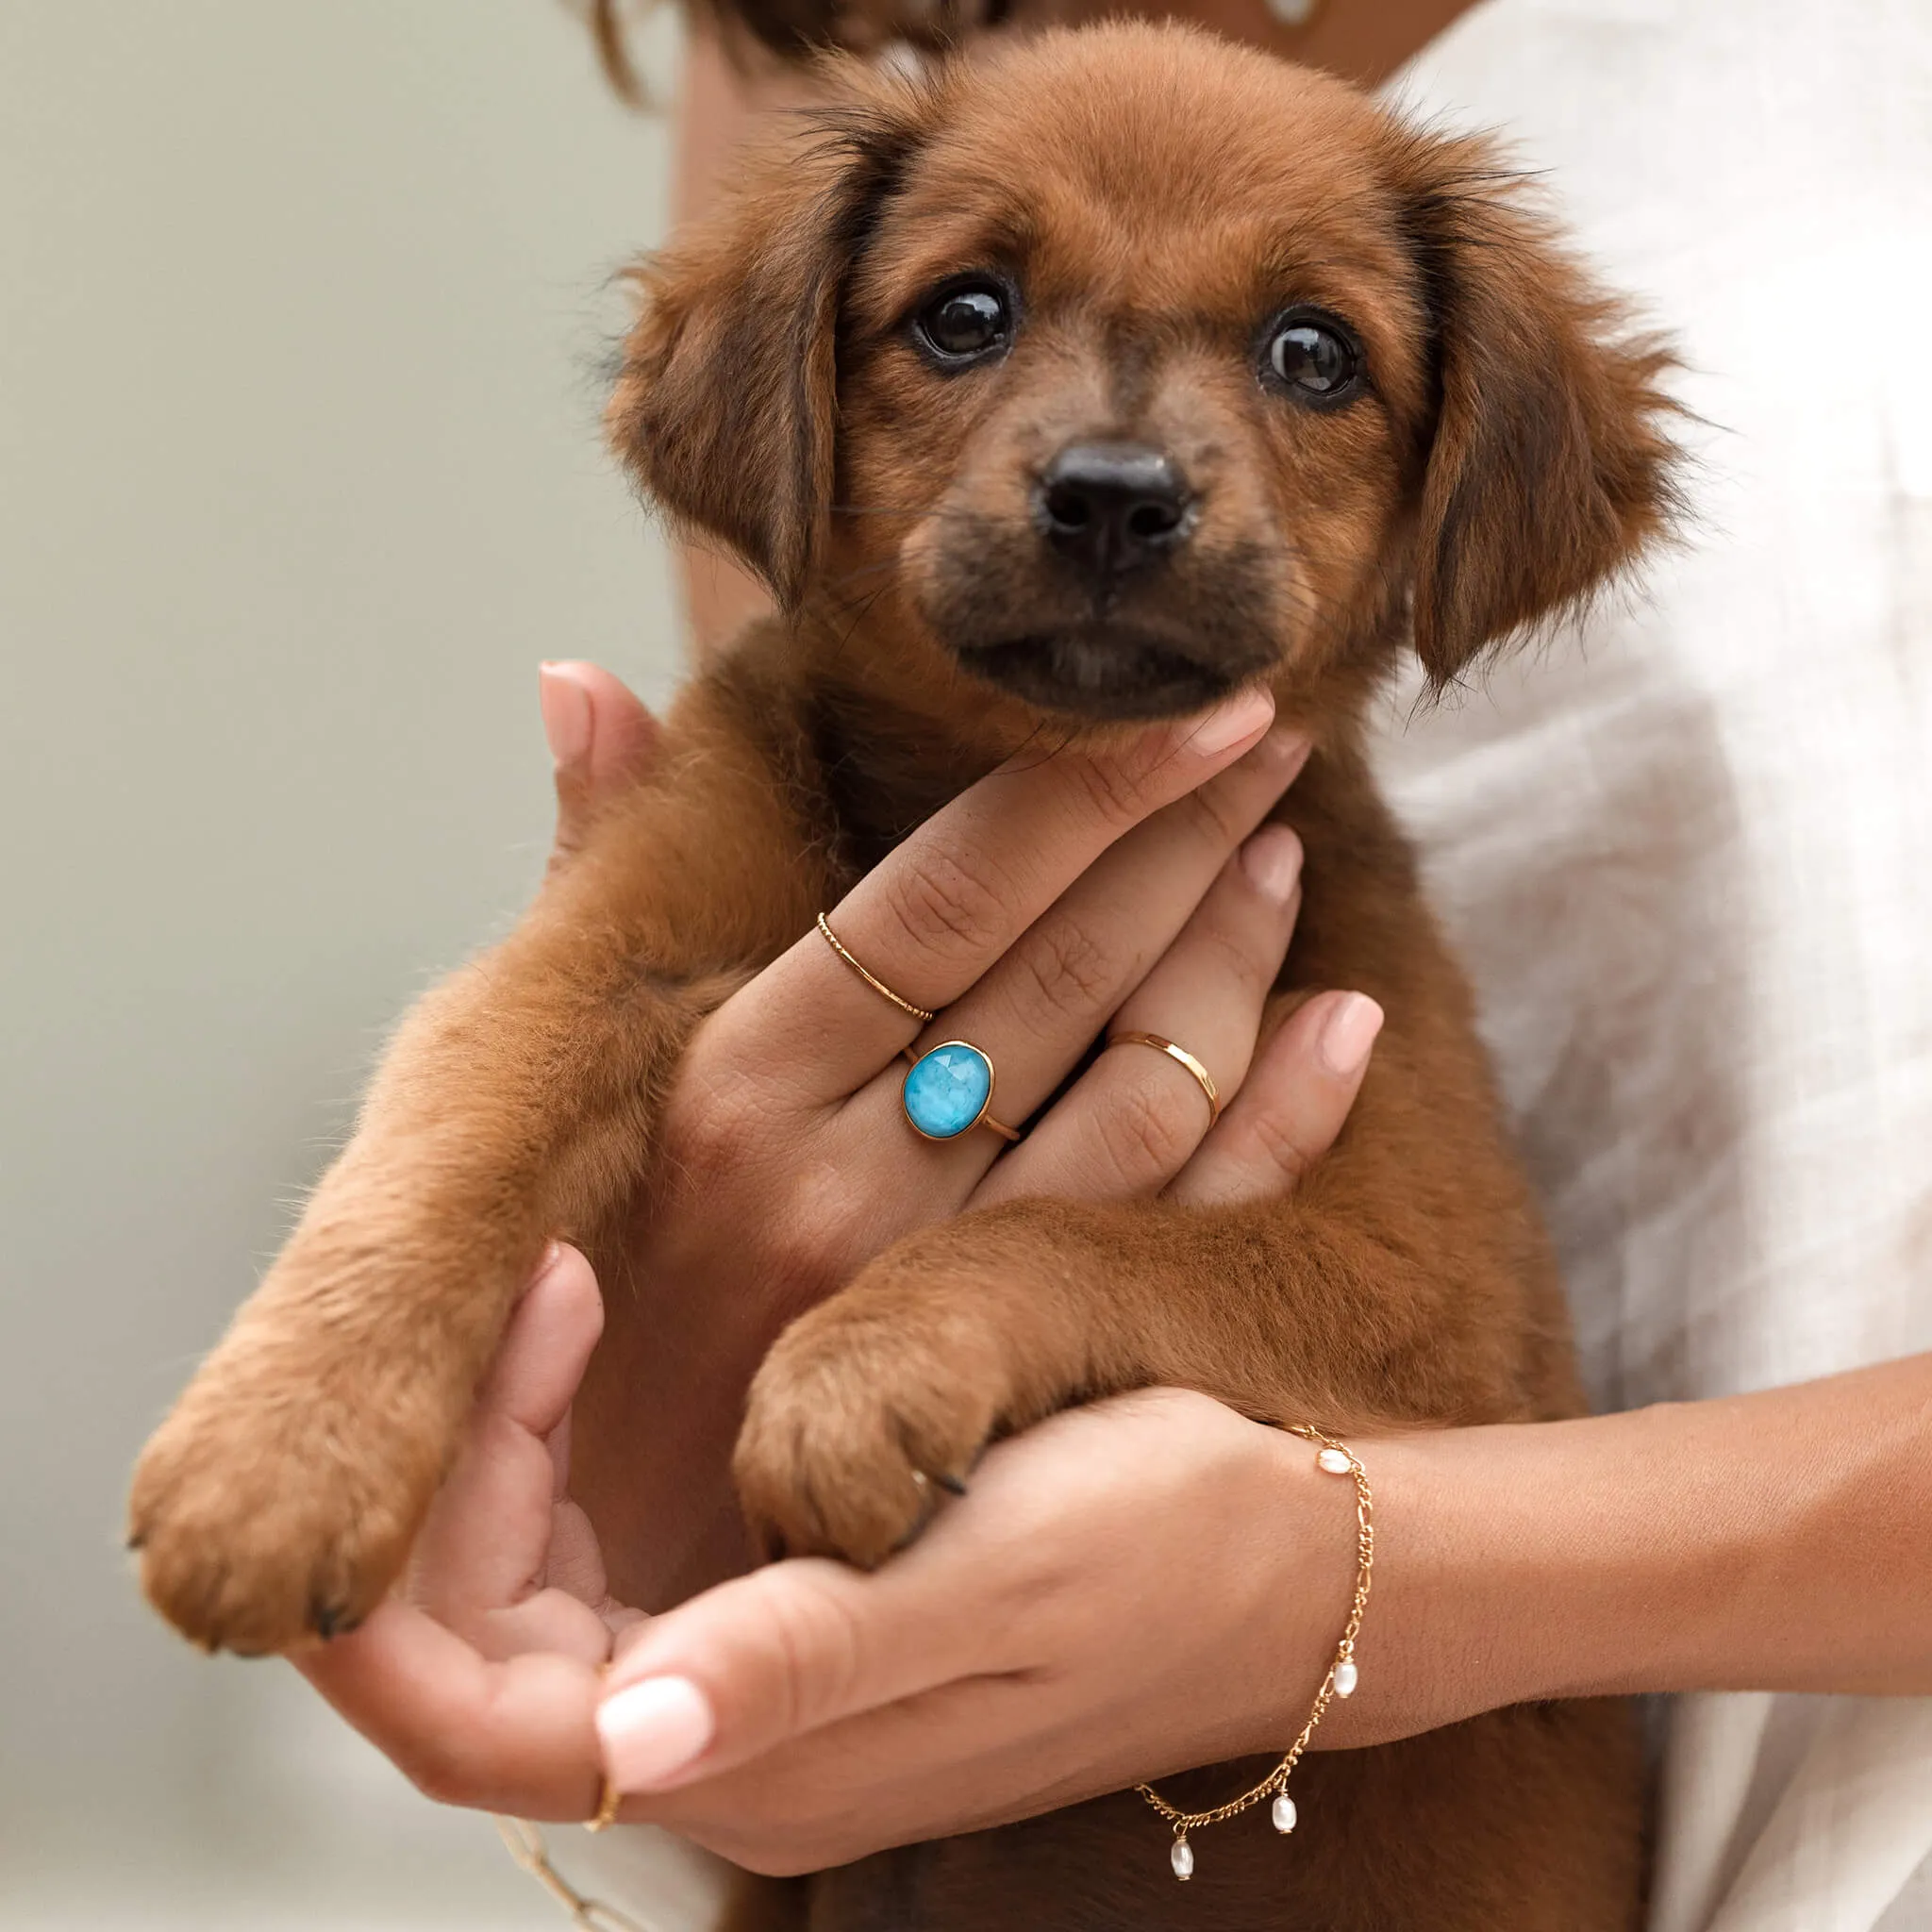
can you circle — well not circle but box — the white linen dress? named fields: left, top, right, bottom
left=1385, top=2, right=1932, bottom=1924
left=556, top=0, right=1932, bottom=1924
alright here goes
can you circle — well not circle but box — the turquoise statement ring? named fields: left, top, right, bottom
left=901, top=1041, right=1022, bottom=1143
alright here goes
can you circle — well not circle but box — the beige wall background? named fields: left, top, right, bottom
left=0, top=4, right=686, bottom=1923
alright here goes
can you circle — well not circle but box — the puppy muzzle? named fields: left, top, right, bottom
left=954, top=627, right=1241, bottom=720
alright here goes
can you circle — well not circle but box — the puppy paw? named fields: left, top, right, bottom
left=733, top=1295, right=1008, bottom=1569
left=129, top=1311, right=447, bottom=1655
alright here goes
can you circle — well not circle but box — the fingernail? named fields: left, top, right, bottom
left=596, top=1675, right=715, bottom=1792
left=1191, top=688, right=1276, bottom=756
left=1318, top=993, right=1384, bottom=1076
left=539, top=662, right=592, bottom=769
left=1249, top=724, right=1312, bottom=776
left=1241, top=824, right=1304, bottom=903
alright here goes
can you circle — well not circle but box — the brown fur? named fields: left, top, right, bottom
left=129, top=25, right=1678, bottom=1927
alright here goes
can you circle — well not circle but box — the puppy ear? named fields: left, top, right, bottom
left=1395, top=133, right=1683, bottom=688
left=606, top=78, right=928, bottom=608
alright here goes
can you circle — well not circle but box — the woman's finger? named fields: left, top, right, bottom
left=594, top=1552, right=987, bottom=1799
left=703, top=689, right=1279, bottom=1102
left=408, top=1245, right=611, bottom=1661
left=296, top=1600, right=607, bottom=1821
left=976, top=824, right=1304, bottom=1206
left=1167, top=990, right=1382, bottom=1206
left=475, top=1242, right=605, bottom=1440
left=541, top=660, right=661, bottom=867
left=635, top=1674, right=1095, bottom=1874
left=875, top=734, right=1307, bottom=1174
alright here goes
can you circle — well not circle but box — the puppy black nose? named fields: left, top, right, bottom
left=1035, top=442, right=1191, bottom=578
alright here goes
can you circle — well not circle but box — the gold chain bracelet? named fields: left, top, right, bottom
left=494, top=1815, right=663, bottom=1932
left=1135, top=1422, right=1374, bottom=1882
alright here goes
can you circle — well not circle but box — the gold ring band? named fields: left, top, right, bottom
left=585, top=1775, right=622, bottom=1833
left=1107, top=1031, right=1223, bottom=1127
left=816, top=913, right=937, bottom=1024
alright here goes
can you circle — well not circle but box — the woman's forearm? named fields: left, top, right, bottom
left=1341, top=1353, right=1932, bottom=1744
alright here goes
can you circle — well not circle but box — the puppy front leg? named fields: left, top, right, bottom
left=130, top=694, right=826, bottom=1655
left=734, top=1109, right=1554, bottom=1567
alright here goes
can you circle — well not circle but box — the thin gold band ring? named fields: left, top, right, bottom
left=585, top=1775, right=622, bottom=1833
left=816, top=912, right=937, bottom=1024
left=1107, top=1030, right=1223, bottom=1127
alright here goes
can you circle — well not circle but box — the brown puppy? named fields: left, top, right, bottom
left=130, top=24, right=1678, bottom=1928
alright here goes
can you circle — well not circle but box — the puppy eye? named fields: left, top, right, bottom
left=914, top=280, right=1013, bottom=365
left=1263, top=309, right=1363, bottom=406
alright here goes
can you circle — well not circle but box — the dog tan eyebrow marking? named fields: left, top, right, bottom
left=846, top=199, right=1039, bottom=340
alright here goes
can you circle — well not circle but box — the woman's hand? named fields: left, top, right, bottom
left=297, top=1002, right=1377, bottom=1831
left=591, top=1387, right=1369, bottom=1871
left=295, top=1244, right=622, bottom=1809
left=297, top=660, right=1385, bottom=1821
left=535, top=663, right=1383, bottom=1614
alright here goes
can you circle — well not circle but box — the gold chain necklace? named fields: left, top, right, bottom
left=1135, top=1422, right=1375, bottom=1881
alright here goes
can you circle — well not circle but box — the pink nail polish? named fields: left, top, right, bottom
left=1241, top=825, right=1304, bottom=902
left=1318, top=994, right=1384, bottom=1076
left=596, top=1675, right=716, bottom=1793
left=1249, top=724, right=1311, bottom=775
left=539, top=663, right=592, bottom=769
left=1192, top=688, right=1276, bottom=756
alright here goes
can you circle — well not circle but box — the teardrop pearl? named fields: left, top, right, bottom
left=1171, top=1838, right=1195, bottom=1881
left=1272, top=1793, right=1298, bottom=1834
left=1316, top=1447, right=1352, bottom=1474
left=1333, top=1657, right=1359, bottom=1698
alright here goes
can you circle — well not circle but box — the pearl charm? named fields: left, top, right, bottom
left=1333, top=1657, right=1358, bottom=1698
left=1272, top=1793, right=1298, bottom=1834
left=1316, top=1447, right=1352, bottom=1474
left=1171, top=1838, right=1194, bottom=1881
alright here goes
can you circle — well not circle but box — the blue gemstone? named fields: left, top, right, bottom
left=903, top=1041, right=994, bottom=1140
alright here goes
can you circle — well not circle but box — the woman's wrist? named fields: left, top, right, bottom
left=1319, top=1356, right=1932, bottom=1747
left=1335, top=1418, right=1648, bottom=1740
left=1207, top=1413, right=1377, bottom=1758
left=1346, top=1408, right=1765, bottom=1743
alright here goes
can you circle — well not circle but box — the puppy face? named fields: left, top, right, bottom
left=612, top=25, right=1677, bottom=727
left=835, top=46, right=1431, bottom=720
